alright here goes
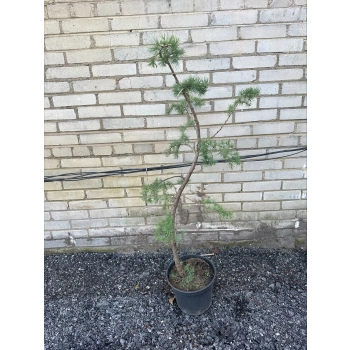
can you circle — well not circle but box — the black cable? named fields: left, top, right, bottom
left=44, top=146, right=306, bottom=182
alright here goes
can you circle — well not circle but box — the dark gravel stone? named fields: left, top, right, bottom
left=45, top=247, right=307, bottom=349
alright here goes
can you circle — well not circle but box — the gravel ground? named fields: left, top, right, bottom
left=44, top=247, right=307, bottom=350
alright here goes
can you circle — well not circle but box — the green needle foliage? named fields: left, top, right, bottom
left=142, top=35, right=259, bottom=276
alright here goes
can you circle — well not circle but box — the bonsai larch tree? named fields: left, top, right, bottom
left=141, top=35, right=259, bottom=278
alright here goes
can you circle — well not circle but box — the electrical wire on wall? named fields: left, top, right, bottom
left=44, top=146, right=307, bottom=183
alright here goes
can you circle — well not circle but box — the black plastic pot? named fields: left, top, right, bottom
left=166, top=254, right=217, bottom=316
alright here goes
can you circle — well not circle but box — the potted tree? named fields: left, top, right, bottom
left=141, top=35, right=259, bottom=315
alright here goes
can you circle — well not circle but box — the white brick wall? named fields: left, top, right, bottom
left=44, top=0, right=307, bottom=251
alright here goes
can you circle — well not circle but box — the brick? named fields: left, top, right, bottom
left=86, top=188, right=125, bottom=199
left=119, top=76, right=163, bottom=89
left=45, top=109, right=76, bottom=121
left=44, top=201, right=68, bottom=211
left=64, top=180, right=102, bottom=191
left=69, top=200, right=107, bottom=210
left=280, top=109, right=306, bottom=120
left=109, top=198, right=145, bottom=207
left=221, top=0, right=269, bottom=9
left=265, top=169, right=305, bottom=180
left=123, top=129, right=165, bottom=142
left=92, top=63, right=136, bottom=77
left=124, top=104, right=165, bottom=116
left=44, top=82, right=70, bottom=94
left=182, top=43, right=208, bottom=57
left=237, top=137, right=257, bottom=149
left=71, top=3, right=93, bottom=17
left=211, top=40, right=253, bottom=56
left=205, top=86, right=233, bottom=99
left=103, top=118, right=144, bottom=130
left=47, top=4, right=70, bottom=18
left=53, top=94, right=96, bottom=107
left=103, top=176, right=142, bottom=188
left=89, top=227, right=125, bottom=237
left=44, top=220, right=70, bottom=230
left=44, top=181, right=63, bottom=191
left=186, top=58, right=230, bottom=71
left=224, top=171, right=262, bottom=182
left=258, top=137, right=278, bottom=148
left=260, top=8, right=306, bottom=23
left=61, top=158, right=101, bottom=168
left=47, top=190, right=84, bottom=201
left=113, top=144, right=133, bottom=154
left=46, top=66, right=90, bottom=79
left=52, top=147, right=73, bottom=158
left=72, top=146, right=90, bottom=156
left=144, top=154, right=183, bottom=164
left=240, top=24, right=286, bottom=39
left=191, top=27, right=237, bottom=42
left=165, top=73, right=209, bottom=87
left=51, top=210, right=88, bottom=220
left=113, top=46, right=153, bottom=61
left=282, top=82, right=307, bottom=94
left=259, top=96, right=302, bottom=108
left=111, top=15, right=158, bottom=31
left=44, top=149, right=52, bottom=158
left=161, top=13, right=208, bottom=28
left=209, top=125, right=250, bottom=138
left=44, top=97, right=50, bottom=108
left=235, top=109, right=277, bottom=123
left=71, top=218, right=109, bottom=229
left=211, top=10, right=258, bottom=25
left=98, top=91, right=141, bottom=104
left=232, top=55, right=277, bottom=69
left=279, top=135, right=299, bottom=147
left=45, top=158, right=60, bottom=169
left=144, top=90, right=177, bottom=102
left=75, top=237, right=111, bottom=247
left=225, top=192, right=262, bottom=201
left=44, top=52, right=65, bottom=66
left=73, top=79, right=116, bottom=92
left=52, top=230, right=89, bottom=239
left=45, top=135, right=79, bottom=146
left=243, top=160, right=282, bottom=171
left=120, top=0, right=146, bottom=15
left=146, top=116, right=187, bottom=128
left=102, top=155, right=143, bottom=167
left=44, top=20, right=60, bottom=35
left=59, top=120, right=100, bottom=132
left=259, top=68, right=303, bottom=81
left=61, top=18, right=109, bottom=33
left=96, top=1, right=121, bottom=16
left=288, top=23, right=307, bottom=36
left=89, top=208, right=127, bottom=219
left=92, top=146, right=112, bottom=156
left=282, top=179, right=307, bottom=190
left=138, top=60, right=183, bottom=75
left=190, top=173, right=221, bottom=183
left=205, top=183, right=241, bottom=193
left=213, top=70, right=256, bottom=84
left=296, top=122, right=306, bottom=133
left=214, top=99, right=257, bottom=112
left=278, top=53, right=306, bottom=66
left=143, top=30, right=189, bottom=45
left=133, top=144, right=153, bottom=153
left=78, top=106, right=121, bottom=118
left=243, top=201, right=280, bottom=211
left=253, top=122, right=294, bottom=135
left=194, top=0, right=219, bottom=11
left=109, top=217, right=145, bottom=226
left=257, top=38, right=304, bottom=53
left=264, top=190, right=301, bottom=200
left=45, top=35, right=91, bottom=50
left=170, top=0, right=193, bottom=12
left=243, top=180, right=281, bottom=192
left=66, top=49, right=112, bottom=64
left=93, top=33, right=140, bottom=47
left=79, top=132, right=122, bottom=144
left=282, top=200, right=307, bottom=210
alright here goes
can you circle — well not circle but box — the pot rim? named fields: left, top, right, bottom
left=166, top=254, right=217, bottom=295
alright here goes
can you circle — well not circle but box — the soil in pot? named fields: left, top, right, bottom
left=168, top=257, right=214, bottom=291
